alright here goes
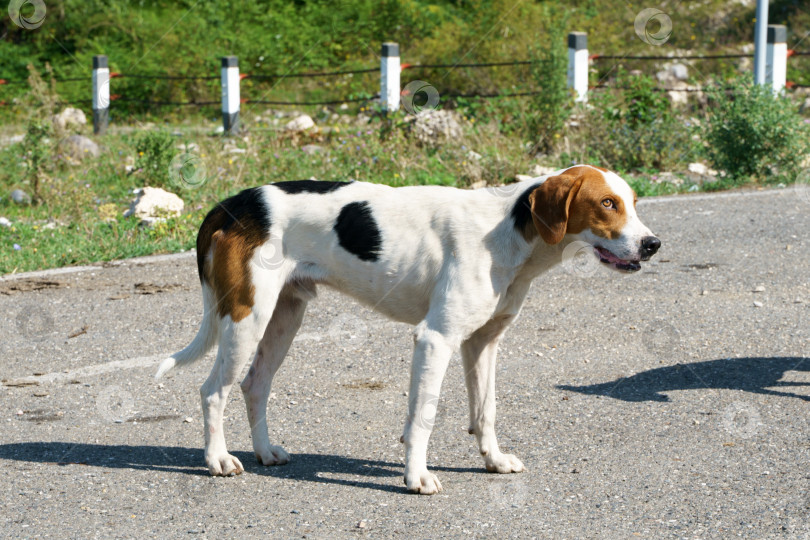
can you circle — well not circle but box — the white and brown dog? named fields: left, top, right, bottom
left=156, top=164, right=660, bottom=494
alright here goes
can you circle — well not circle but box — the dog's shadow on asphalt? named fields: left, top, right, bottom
left=557, top=356, right=810, bottom=402
left=0, top=442, right=478, bottom=493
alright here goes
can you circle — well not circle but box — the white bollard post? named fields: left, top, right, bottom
left=92, top=55, right=110, bottom=135
left=221, top=56, right=240, bottom=134
left=766, top=25, right=787, bottom=94
left=567, top=32, right=588, bottom=103
left=380, top=42, right=400, bottom=113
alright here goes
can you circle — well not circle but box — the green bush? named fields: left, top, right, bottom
left=133, top=131, right=177, bottom=187
left=566, top=71, right=695, bottom=172
left=702, top=79, right=810, bottom=184
left=527, top=13, right=572, bottom=153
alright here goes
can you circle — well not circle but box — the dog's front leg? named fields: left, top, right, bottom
left=402, top=321, right=458, bottom=495
left=461, top=316, right=525, bottom=474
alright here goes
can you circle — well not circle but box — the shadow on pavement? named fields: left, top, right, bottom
left=0, top=442, right=480, bottom=493
left=557, top=356, right=810, bottom=402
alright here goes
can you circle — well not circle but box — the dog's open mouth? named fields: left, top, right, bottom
left=594, top=246, right=641, bottom=272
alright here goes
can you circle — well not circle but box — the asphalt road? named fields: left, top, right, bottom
left=1, top=187, right=808, bottom=539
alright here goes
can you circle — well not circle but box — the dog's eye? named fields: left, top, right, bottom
left=601, top=199, right=615, bottom=209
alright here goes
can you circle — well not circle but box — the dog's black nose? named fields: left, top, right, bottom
left=641, top=236, right=661, bottom=259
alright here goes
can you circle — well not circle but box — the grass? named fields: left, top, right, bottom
left=0, top=105, right=714, bottom=275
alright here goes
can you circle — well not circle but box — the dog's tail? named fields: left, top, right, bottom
left=155, top=286, right=219, bottom=379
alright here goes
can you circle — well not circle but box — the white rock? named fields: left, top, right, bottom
left=753, top=301, right=764, bottom=308
left=466, top=150, right=482, bottom=161
left=687, top=162, right=708, bottom=175
left=60, top=134, right=100, bottom=160
left=410, top=110, right=462, bottom=146
left=530, top=164, right=560, bottom=177
left=753, top=285, right=765, bottom=293
left=52, top=107, right=87, bottom=131
left=0, top=217, right=11, bottom=227
left=124, top=187, right=184, bottom=223
left=227, top=148, right=247, bottom=154
left=671, top=63, right=688, bottom=80
left=11, top=189, right=31, bottom=205
left=285, top=114, right=315, bottom=132
left=515, top=174, right=533, bottom=182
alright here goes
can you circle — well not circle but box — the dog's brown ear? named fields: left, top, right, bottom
left=528, top=174, right=583, bottom=245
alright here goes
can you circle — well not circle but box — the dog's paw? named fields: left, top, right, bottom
left=206, top=452, right=244, bottom=476
left=255, top=444, right=290, bottom=466
left=404, top=470, right=443, bottom=495
left=484, top=452, right=525, bottom=474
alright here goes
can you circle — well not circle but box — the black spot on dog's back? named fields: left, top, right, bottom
left=273, top=180, right=350, bottom=195
left=334, top=201, right=382, bottom=262
left=511, top=183, right=542, bottom=233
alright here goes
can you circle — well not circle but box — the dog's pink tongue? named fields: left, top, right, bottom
left=595, top=246, right=623, bottom=263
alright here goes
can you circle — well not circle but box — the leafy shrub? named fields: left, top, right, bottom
left=21, top=120, right=52, bottom=203
left=566, top=71, right=695, bottom=172
left=527, top=13, right=572, bottom=153
left=133, top=131, right=177, bottom=187
left=702, top=79, right=810, bottom=184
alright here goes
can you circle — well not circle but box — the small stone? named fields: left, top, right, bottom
left=701, top=290, right=709, bottom=296
left=515, top=174, right=533, bottom=182
left=0, top=217, right=11, bottom=227
left=753, top=285, right=765, bottom=293
left=753, top=301, right=764, bottom=308
left=530, top=164, right=559, bottom=177
left=466, top=150, right=482, bottom=161
left=60, top=134, right=100, bottom=160
left=184, top=417, right=193, bottom=423
left=16, top=410, right=24, bottom=416
left=52, top=107, right=87, bottom=131
left=688, top=162, right=708, bottom=175
left=357, top=520, right=367, bottom=529
left=11, top=189, right=31, bottom=205
left=285, top=114, right=315, bottom=132
left=124, top=187, right=184, bottom=221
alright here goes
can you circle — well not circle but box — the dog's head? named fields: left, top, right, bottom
left=527, top=165, right=660, bottom=272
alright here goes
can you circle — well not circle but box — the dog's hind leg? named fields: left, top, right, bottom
left=240, top=284, right=310, bottom=466
left=461, top=315, right=525, bottom=474
left=200, top=269, right=286, bottom=476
